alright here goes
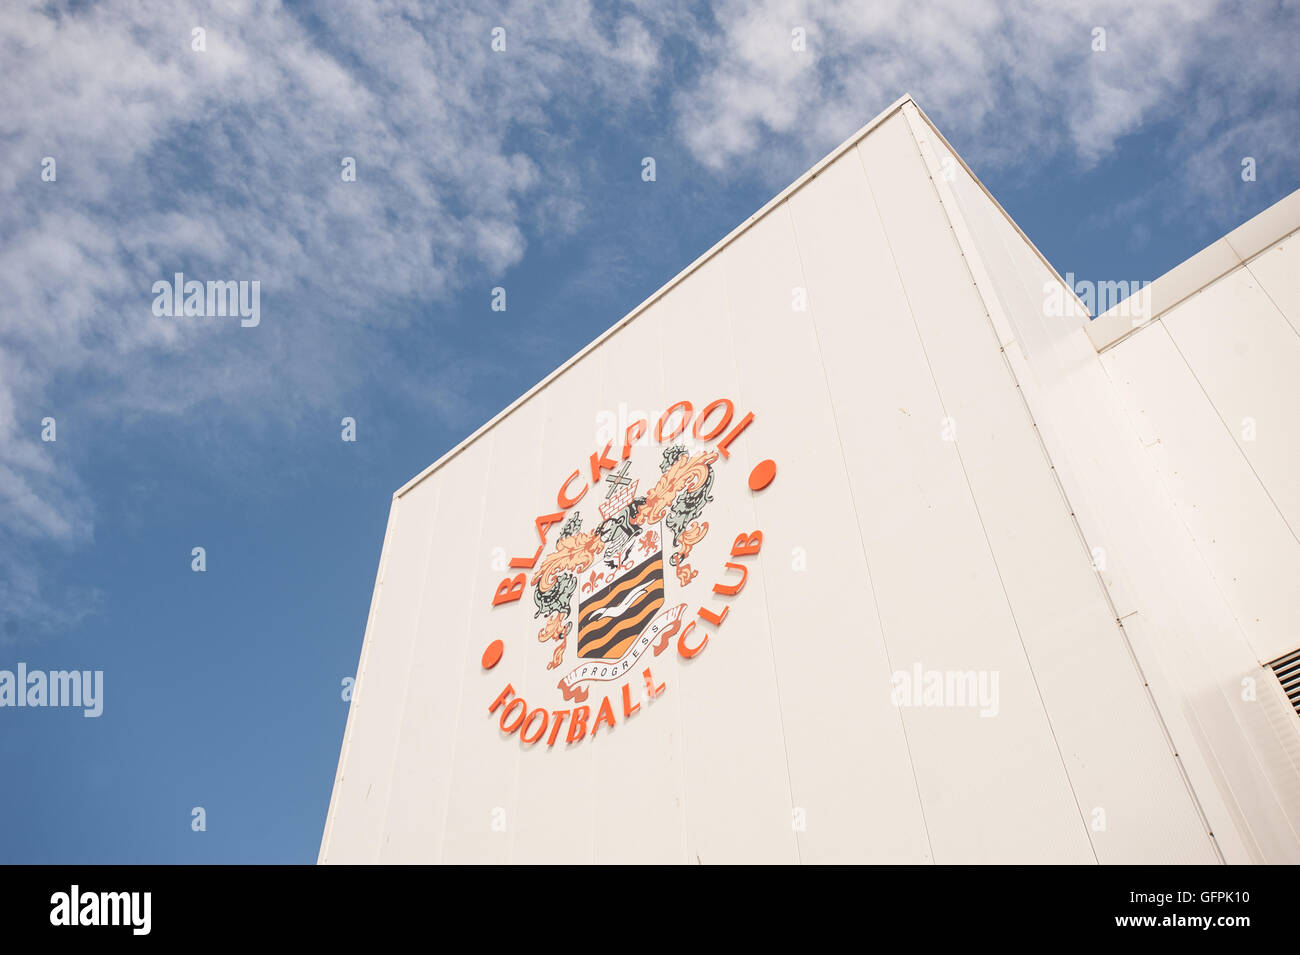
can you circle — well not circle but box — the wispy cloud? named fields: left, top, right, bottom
left=0, top=0, right=666, bottom=628
left=671, top=0, right=1297, bottom=192
left=1, top=0, right=1296, bottom=633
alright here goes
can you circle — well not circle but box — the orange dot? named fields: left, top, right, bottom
left=748, top=459, right=777, bottom=491
left=482, top=639, right=504, bottom=669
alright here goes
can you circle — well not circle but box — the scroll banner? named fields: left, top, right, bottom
left=557, top=602, right=686, bottom=703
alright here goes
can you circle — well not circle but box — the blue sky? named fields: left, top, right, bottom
left=1, top=0, right=1297, bottom=863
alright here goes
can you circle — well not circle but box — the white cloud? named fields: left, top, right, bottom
left=671, top=0, right=1295, bottom=189
left=1, top=0, right=1296, bottom=632
left=0, top=0, right=666, bottom=629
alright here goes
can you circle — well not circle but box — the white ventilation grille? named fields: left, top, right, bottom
left=1269, top=649, right=1300, bottom=718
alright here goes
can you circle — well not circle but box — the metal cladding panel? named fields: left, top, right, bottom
left=506, top=363, right=600, bottom=864
left=1160, top=256, right=1300, bottom=560
left=1102, top=320, right=1300, bottom=667
left=905, top=155, right=1258, bottom=862
left=320, top=480, right=439, bottom=863
left=716, top=210, right=929, bottom=863
left=320, top=97, right=1297, bottom=864
left=649, top=262, right=800, bottom=865
left=849, top=114, right=1093, bottom=862
left=908, top=113, right=1221, bottom=863
left=434, top=424, right=528, bottom=864
left=779, top=145, right=944, bottom=865
left=993, top=303, right=1286, bottom=864
left=1090, top=254, right=1300, bottom=861
left=383, top=434, right=494, bottom=863
left=317, top=499, right=397, bottom=863
left=905, top=114, right=1300, bottom=861
left=1246, top=237, right=1300, bottom=337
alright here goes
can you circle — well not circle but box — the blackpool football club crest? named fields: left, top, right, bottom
left=481, top=396, right=778, bottom=748
left=538, top=445, right=714, bottom=703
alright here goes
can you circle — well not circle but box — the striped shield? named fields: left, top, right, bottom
left=576, top=535, right=665, bottom=662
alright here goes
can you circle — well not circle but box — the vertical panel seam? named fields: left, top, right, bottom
left=785, top=193, right=936, bottom=863
left=1096, top=349, right=1273, bottom=862
left=894, top=108, right=1100, bottom=863
left=434, top=432, right=500, bottom=863
left=1106, top=334, right=1300, bottom=858
left=377, top=484, right=443, bottom=862
left=1242, top=246, right=1300, bottom=339
left=902, top=104, right=1221, bottom=862
left=718, top=244, right=803, bottom=865
left=1159, top=316, right=1300, bottom=548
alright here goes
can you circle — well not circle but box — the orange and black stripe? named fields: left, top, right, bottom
left=577, top=558, right=664, bottom=660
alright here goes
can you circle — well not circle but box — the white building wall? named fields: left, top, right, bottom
left=1090, top=229, right=1300, bottom=863
left=1102, top=250, right=1300, bottom=667
left=319, top=95, right=1298, bottom=864
left=918, top=102, right=1300, bottom=863
left=893, top=106, right=1218, bottom=864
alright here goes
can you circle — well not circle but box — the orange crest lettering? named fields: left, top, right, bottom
left=481, top=398, right=777, bottom=748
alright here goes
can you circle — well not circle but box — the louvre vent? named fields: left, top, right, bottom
left=1270, top=649, right=1300, bottom=718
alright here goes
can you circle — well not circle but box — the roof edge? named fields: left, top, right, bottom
left=1089, top=188, right=1300, bottom=352
left=902, top=100, right=1093, bottom=325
